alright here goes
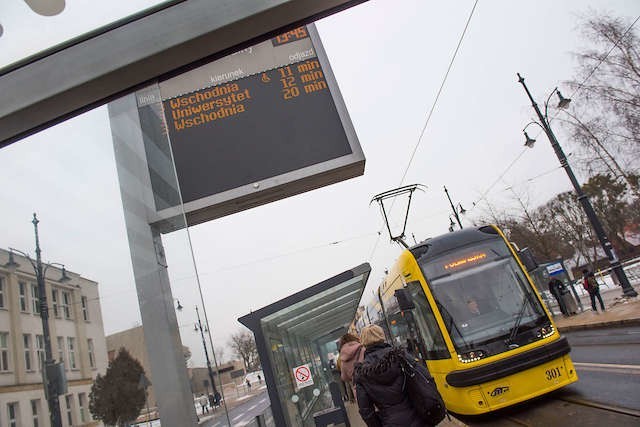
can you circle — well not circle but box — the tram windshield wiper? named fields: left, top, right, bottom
left=507, top=294, right=529, bottom=345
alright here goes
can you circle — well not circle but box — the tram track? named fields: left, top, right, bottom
left=459, top=393, right=640, bottom=426
left=554, top=394, right=640, bottom=418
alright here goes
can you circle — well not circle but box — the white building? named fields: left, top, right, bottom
left=0, top=248, right=108, bottom=427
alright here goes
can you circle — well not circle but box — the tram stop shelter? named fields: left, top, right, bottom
left=239, top=263, right=370, bottom=426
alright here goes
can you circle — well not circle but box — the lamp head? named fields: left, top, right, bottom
left=59, top=266, right=71, bottom=283
left=556, top=90, right=571, bottom=109
left=4, top=250, right=20, bottom=270
left=458, top=203, right=467, bottom=215
left=524, top=131, right=536, bottom=148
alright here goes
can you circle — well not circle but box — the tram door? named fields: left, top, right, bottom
left=392, top=288, right=429, bottom=361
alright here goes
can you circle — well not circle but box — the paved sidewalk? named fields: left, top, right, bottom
left=345, top=401, right=466, bottom=427
left=552, top=285, right=640, bottom=332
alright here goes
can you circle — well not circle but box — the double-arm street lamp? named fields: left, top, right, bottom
left=194, top=306, right=221, bottom=406
left=517, top=73, right=637, bottom=298
left=7, top=214, right=70, bottom=427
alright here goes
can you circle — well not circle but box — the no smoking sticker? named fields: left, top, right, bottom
left=293, top=364, right=314, bottom=389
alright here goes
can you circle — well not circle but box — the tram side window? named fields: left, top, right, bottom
left=406, top=281, right=449, bottom=359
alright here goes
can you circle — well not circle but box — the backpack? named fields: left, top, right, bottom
left=394, top=348, right=447, bottom=426
left=583, top=275, right=598, bottom=293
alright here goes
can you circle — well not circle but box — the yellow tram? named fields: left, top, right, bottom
left=359, top=225, right=577, bottom=415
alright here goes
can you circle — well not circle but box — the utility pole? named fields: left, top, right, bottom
left=444, top=186, right=463, bottom=229
left=195, top=307, right=220, bottom=406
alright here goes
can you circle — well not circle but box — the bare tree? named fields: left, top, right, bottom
left=583, top=173, right=638, bottom=256
left=557, top=13, right=640, bottom=196
left=229, top=330, right=260, bottom=371
left=213, top=346, right=226, bottom=364
left=472, top=193, right=573, bottom=262
left=541, top=191, right=598, bottom=267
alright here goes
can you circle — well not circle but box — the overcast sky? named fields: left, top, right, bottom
left=1, top=0, right=639, bottom=367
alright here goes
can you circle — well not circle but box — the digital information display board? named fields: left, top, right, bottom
left=134, top=24, right=364, bottom=231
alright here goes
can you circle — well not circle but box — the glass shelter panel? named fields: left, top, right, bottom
left=240, top=265, right=369, bottom=427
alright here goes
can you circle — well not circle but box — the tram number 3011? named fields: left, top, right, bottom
left=545, top=366, right=563, bottom=381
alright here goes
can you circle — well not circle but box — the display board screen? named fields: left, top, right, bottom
left=134, top=24, right=364, bottom=230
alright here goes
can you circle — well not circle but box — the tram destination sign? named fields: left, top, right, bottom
left=135, top=24, right=364, bottom=232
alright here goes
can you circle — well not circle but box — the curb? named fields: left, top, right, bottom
left=557, top=317, right=640, bottom=332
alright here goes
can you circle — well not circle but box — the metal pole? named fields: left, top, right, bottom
left=517, top=73, right=637, bottom=297
left=195, top=307, right=219, bottom=401
left=444, top=186, right=463, bottom=228
left=32, top=214, right=63, bottom=427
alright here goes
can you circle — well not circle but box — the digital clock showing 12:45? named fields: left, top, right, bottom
left=271, top=27, right=309, bottom=46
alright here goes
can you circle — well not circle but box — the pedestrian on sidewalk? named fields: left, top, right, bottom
left=337, top=332, right=365, bottom=402
left=582, top=269, right=605, bottom=313
left=199, top=394, right=209, bottom=415
left=548, top=279, right=569, bottom=316
left=354, top=325, right=427, bottom=427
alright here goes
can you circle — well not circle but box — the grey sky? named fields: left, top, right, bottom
left=1, top=0, right=638, bottom=367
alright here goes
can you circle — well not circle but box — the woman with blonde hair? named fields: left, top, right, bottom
left=354, top=325, right=425, bottom=427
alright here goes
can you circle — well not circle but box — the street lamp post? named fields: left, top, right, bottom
left=517, top=73, right=637, bottom=298
left=195, top=307, right=220, bottom=407
left=10, top=214, right=66, bottom=427
left=444, top=186, right=466, bottom=230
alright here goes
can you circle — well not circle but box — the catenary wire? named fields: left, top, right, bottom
left=367, top=0, right=480, bottom=260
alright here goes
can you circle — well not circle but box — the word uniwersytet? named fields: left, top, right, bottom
left=168, top=83, right=251, bottom=131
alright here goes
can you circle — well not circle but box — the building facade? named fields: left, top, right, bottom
left=0, top=248, right=108, bottom=427
left=189, top=360, right=245, bottom=397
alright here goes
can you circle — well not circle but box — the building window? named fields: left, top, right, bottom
left=0, top=332, right=10, bottom=371
left=57, top=336, right=65, bottom=368
left=36, top=335, right=45, bottom=371
left=67, top=337, right=76, bottom=370
left=31, top=399, right=41, bottom=427
left=81, top=296, right=89, bottom=321
left=8, top=402, right=19, bottom=427
left=24, top=334, right=33, bottom=371
left=87, top=339, right=95, bottom=369
left=65, top=395, right=74, bottom=426
left=78, top=393, right=87, bottom=423
left=0, top=277, right=5, bottom=308
left=52, top=289, right=59, bottom=317
left=19, top=281, right=28, bottom=312
left=62, top=291, right=71, bottom=319
left=31, top=283, right=40, bottom=314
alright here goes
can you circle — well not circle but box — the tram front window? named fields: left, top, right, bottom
left=419, top=238, right=549, bottom=358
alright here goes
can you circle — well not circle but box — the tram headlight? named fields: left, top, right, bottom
left=536, top=325, right=555, bottom=339
left=458, top=349, right=487, bottom=363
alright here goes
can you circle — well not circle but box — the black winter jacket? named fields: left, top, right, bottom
left=354, top=343, right=426, bottom=427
